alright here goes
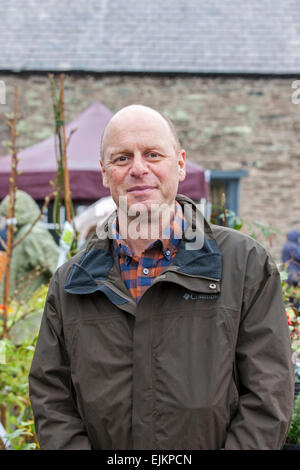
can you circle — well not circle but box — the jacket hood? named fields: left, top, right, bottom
left=287, top=229, right=300, bottom=244
left=0, top=190, right=41, bottom=226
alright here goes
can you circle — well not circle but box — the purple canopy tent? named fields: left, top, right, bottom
left=0, top=101, right=112, bottom=201
left=0, top=102, right=209, bottom=203
left=179, top=160, right=209, bottom=202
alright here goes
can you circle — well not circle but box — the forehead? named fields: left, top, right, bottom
left=103, top=111, right=176, bottom=154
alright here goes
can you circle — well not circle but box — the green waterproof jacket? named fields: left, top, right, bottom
left=0, top=190, right=59, bottom=301
left=29, top=195, right=294, bottom=450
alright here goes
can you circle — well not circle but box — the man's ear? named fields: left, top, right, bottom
left=100, top=160, right=109, bottom=188
left=178, top=150, right=186, bottom=182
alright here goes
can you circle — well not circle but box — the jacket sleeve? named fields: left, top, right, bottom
left=28, top=271, right=92, bottom=450
left=224, top=253, right=295, bottom=450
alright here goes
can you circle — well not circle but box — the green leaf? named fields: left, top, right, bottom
left=22, top=442, right=37, bottom=450
left=4, top=428, right=31, bottom=440
left=0, top=340, right=7, bottom=364
left=280, top=271, right=289, bottom=281
left=233, top=222, right=243, bottom=231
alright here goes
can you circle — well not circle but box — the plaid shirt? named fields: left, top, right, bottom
left=112, top=202, right=184, bottom=303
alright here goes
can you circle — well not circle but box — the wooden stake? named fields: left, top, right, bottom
left=0, top=403, right=7, bottom=449
left=2, top=86, right=18, bottom=339
left=0, top=404, right=6, bottom=430
left=59, top=74, right=71, bottom=223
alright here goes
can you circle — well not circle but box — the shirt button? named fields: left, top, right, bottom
left=209, top=283, right=217, bottom=289
left=143, top=268, right=149, bottom=275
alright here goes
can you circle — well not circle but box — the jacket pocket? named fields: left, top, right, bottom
left=228, top=377, right=239, bottom=422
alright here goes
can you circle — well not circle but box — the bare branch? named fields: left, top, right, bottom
left=66, top=127, right=77, bottom=148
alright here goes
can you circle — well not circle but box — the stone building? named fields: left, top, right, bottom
left=0, top=1, right=299, bottom=260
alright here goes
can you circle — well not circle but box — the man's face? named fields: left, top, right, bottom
left=100, top=107, right=186, bottom=215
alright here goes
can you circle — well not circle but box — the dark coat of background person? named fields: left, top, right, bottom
left=282, top=230, right=300, bottom=286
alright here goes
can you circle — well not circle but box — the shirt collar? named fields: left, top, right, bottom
left=112, top=201, right=184, bottom=260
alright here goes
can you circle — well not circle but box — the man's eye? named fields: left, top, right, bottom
left=115, top=156, right=128, bottom=164
left=148, top=152, right=159, bottom=159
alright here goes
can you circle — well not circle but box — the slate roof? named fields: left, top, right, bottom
left=1, top=0, right=300, bottom=74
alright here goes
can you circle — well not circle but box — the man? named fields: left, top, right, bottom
left=29, top=105, right=294, bottom=450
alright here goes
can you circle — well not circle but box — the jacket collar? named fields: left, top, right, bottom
left=171, top=194, right=221, bottom=280
left=64, top=195, right=222, bottom=302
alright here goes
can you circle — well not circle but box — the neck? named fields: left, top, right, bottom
left=117, top=203, right=176, bottom=257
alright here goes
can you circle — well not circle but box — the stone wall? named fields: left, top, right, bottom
left=0, top=74, right=299, bottom=261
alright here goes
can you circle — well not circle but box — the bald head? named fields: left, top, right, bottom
left=100, top=105, right=181, bottom=161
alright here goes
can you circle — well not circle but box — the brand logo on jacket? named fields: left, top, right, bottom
left=183, top=292, right=218, bottom=300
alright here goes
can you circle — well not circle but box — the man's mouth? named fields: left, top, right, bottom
left=127, top=185, right=156, bottom=193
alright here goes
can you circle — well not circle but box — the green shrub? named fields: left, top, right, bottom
left=0, top=284, right=48, bottom=449
left=0, top=336, right=39, bottom=449
left=287, top=394, right=300, bottom=445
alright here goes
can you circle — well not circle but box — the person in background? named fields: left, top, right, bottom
left=282, top=229, right=300, bottom=311
left=0, top=190, right=59, bottom=301
left=282, top=229, right=300, bottom=287
left=0, top=190, right=59, bottom=343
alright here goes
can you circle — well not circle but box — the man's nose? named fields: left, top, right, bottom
left=129, top=154, right=149, bottom=177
